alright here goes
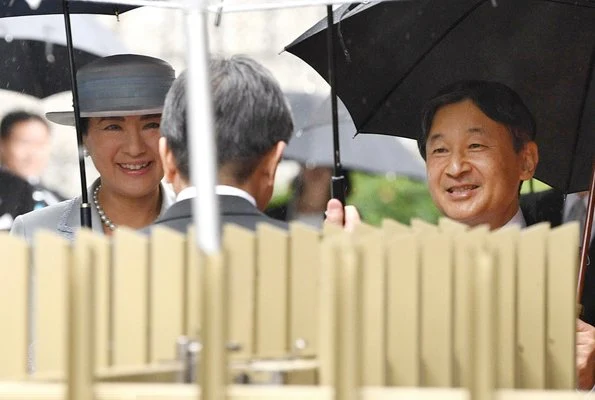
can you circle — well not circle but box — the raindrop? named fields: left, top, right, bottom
left=405, top=32, right=411, bottom=40
left=25, top=0, right=42, bottom=9
left=46, top=54, right=56, bottom=63
left=296, top=130, right=303, bottom=138
left=4, top=34, right=13, bottom=43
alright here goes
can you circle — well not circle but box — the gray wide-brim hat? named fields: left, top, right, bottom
left=46, top=54, right=175, bottom=126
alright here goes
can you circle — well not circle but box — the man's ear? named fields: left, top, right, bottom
left=159, top=136, right=177, bottom=184
left=519, top=141, right=539, bottom=181
left=263, top=141, right=286, bottom=185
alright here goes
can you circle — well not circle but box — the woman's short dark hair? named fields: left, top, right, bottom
left=418, top=80, right=536, bottom=159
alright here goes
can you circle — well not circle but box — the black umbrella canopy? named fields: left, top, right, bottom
left=0, top=41, right=98, bottom=97
left=0, top=14, right=127, bottom=97
left=0, top=0, right=137, bottom=16
left=286, top=0, right=595, bottom=193
left=284, top=92, right=427, bottom=178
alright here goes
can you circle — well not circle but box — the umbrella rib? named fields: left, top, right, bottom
left=538, top=0, right=595, bottom=9
left=356, top=0, right=487, bottom=134
left=564, top=42, right=595, bottom=193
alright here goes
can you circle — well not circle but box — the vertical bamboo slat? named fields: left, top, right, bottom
left=452, top=232, right=476, bottom=388
left=517, top=223, right=549, bottom=389
left=0, top=234, right=28, bottom=378
left=199, top=253, right=227, bottom=400
left=112, top=228, right=149, bottom=367
left=223, top=224, right=256, bottom=360
left=318, top=236, right=341, bottom=385
left=357, top=231, right=386, bottom=385
left=78, top=231, right=111, bottom=370
left=411, top=218, right=438, bottom=234
left=68, top=231, right=95, bottom=400
left=185, top=228, right=201, bottom=338
left=382, top=218, right=410, bottom=235
left=438, top=218, right=468, bottom=234
left=546, top=224, right=578, bottom=389
left=149, top=227, right=185, bottom=363
left=289, top=222, right=320, bottom=358
left=420, top=233, right=453, bottom=387
left=386, top=234, right=420, bottom=386
left=471, top=251, right=496, bottom=400
left=34, top=232, right=69, bottom=376
left=336, top=242, right=361, bottom=400
left=256, top=224, right=289, bottom=358
left=489, top=226, right=519, bottom=389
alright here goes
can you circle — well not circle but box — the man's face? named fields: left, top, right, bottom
left=0, top=120, right=51, bottom=180
left=425, top=99, right=536, bottom=229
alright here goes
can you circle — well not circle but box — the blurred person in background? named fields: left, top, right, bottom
left=266, top=165, right=351, bottom=229
left=10, top=54, right=176, bottom=241
left=0, top=169, right=35, bottom=230
left=0, top=111, right=66, bottom=208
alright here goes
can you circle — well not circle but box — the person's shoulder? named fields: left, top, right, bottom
left=520, top=188, right=565, bottom=227
left=12, top=198, right=77, bottom=233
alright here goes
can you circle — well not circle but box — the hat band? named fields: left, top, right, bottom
left=78, top=77, right=172, bottom=114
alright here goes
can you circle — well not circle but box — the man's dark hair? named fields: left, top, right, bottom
left=418, top=80, right=536, bottom=159
left=160, top=55, right=293, bottom=182
left=0, top=111, right=49, bottom=140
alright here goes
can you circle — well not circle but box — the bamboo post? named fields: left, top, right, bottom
left=199, top=252, right=227, bottom=400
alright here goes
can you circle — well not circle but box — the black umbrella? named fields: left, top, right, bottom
left=0, top=14, right=127, bottom=98
left=286, top=0, right=595, bottom=299
left=0, top=0, right=136, bottom=17
left=0, top=0, right=139, bottom=228
left=286, top=0, right=595, bottom=193
left=284, top=91, right=427, bottom=178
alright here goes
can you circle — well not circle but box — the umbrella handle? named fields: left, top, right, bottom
left=331, top=174, right=346, bottom=207
left=577, top=159, right=595, bottom=306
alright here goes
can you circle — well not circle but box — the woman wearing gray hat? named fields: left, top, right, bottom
left=10, top=54, right=176, bottom=240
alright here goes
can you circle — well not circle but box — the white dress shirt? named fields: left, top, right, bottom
left=500, top=208, right=527, bottom=229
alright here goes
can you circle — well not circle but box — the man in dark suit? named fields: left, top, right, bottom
left=0, top=169, right=35, bottom=230
left=521, top=189, right=595, bottom=325
left=151, top=55, right=293, bottom=233
left=326, top=80, right=595, bottom=389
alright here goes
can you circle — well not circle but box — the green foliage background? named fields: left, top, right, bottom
left=348, top=173, right=440, bottom=225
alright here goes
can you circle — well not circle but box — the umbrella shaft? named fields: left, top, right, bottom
left=62, top=0, right=91, bottom=228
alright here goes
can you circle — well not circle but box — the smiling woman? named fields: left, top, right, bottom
left=9, top=54, right=176, bottom=240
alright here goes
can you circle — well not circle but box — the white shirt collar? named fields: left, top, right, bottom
left=176, top=186, right=197, bottom=202
left=175, top=185, right=257, bottom=208
left=500, top=208, right=526, bottom=229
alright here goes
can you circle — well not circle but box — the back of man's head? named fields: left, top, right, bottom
left=418, top=80, right=536, bottom=160
left=160, top=55, right=293, bottom=186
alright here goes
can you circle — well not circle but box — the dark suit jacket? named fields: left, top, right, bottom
left=150, top=194, right=288, bottom=234
left=0, top=170, right=35, bottom=229
left=521, top=189, right=595, bottom=325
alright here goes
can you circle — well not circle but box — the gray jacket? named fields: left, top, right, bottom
left=10, top=179, right=175, bottom=242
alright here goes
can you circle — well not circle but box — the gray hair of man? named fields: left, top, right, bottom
left=160, top=55, right=294, bottom=184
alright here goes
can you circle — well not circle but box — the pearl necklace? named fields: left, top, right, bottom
left=92, top=184, right=117, bottom=231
